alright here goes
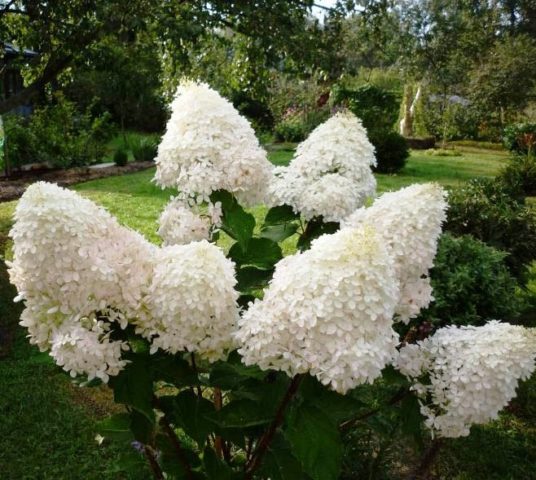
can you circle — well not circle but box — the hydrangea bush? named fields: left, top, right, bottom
left=8, top=82, right=536, bottom=480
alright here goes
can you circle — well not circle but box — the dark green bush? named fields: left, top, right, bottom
left=113, top=149, right=128, bottom=167
left=498, top=154, right=536, bottom=197
left=445, top=178, right=536, bottom=278
left=370, top=131, right=409, bottom=173
left=422, top=233, right=521, bottom=327
left=503, top=123, right=536, bottom=154
left=274, top=107, right=330, bottom=142
left=4, top=94, right=112, bottom=169
left=331, top=83, right=399, bottom=134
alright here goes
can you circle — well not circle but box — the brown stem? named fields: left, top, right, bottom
left=160, top=418, right=195, bottom=480
left=190, top=353, right=204, bottom=399
left=244, top=374, right=304, bottom=479
left=213, top=387, right=224, bottom=458
left=143, top=445, right=165, bottom=480
left=406, top=438, right=443, bottom=480
left=153, top=396, right=194, bottom=480
left=339, top=388, right=410, bottom=431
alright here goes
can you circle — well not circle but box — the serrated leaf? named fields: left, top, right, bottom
left=210, top=190, right=255, bottom=249
left=381, top=365, right=410, bottom=386
left=264, top=205, right=299, bottom=225
left=260, top=223, right=298, bottom=242
left=203, top=447, right=234, bottom=480
left=285, top=405, right=342, bottom=480
left=109, top=357, right=155, bottom=423
left=297, top=220, right=339, bottom=251
left=229, top=238, right=282, bottom=269
left=208, top=400, right=272, bottom=428
left=151, top=354, right=199, bottom=387
left=399, top=393, right=424, bottom=448
left=171, top=390, right=215, bottom=447
left=96, top=413, right=133, bottom=442
left=209, top=355, right=266, bottom=389
left=130, top=409, right=154, bottom=443
left=259, top=434, right=308, bottom=480
left=236, top=266, right=274, bottom=292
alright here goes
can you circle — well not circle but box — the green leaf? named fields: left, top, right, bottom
left=96, top=413, right=133, bottom=442
left=208, top=400, right=272, bottom=428
left=297, top=220, right=339, bottom=251
left=285, top=405, right=343, bottom=480
left=236, top=266, right=274, bottom=292
left=399, top=393, right=424, bottom=448
left=151, top=354, right=199, bottom=387
left=156, top=434, right=203, bottom=479
left=203, top=447, right=234, bottom=480
left=171, top=390, right=215, bottom=447
left=210, top=190, right=255, bottom=249
left=381, top=365, right=410, bottom=387
left=130, top=409, right=154, bottom=444
left=259, top=435, right=308, bottom=480
left=264, top=205, right=299, bottom=225
left=229, top=238, right=282, bottom=269
left=260, top=223, right=299, bottom=242
left=109, top=357, right=155, bottom=423
left=299, top=377, right=364, bottom=424
left=209, top=354, right=266, bottom=390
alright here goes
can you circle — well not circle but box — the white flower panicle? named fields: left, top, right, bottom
left=236, top=226, right=400, bottom=394
left=158, top=197, right=222, bottom=246
left=154, top=81, right=272, bottom=206
left=343, top=183, right=447, bottom=322
left=8, top=182, right=155, bottom=380
left=142, top=240, right=239, bottom=362
left=269, top=111, right=376, bottom=222
left=395, top=321, right=536, bottom=438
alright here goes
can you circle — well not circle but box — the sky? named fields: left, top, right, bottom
left=312, top=0, right=340, bottom=20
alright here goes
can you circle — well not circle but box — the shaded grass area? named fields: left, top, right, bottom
left=0, top=145, right=532, bottom=479
left=0, top=265, right=149, bottom=479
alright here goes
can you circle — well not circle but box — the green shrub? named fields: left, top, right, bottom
left=424, top=148, right=461, bottom=157
left=370, top=131, right=409, bottom=173
left=445, top=178, right=536, bottom=278
left=274, top=107, right=330, bottom=143
left=4, top=94, right=112, bottom=170
left=113, top=149, right=128, bottom=167
left=331, top=83, right=399, bottom=134
left=422, top=233, right=521, bottom=327
left=498, top=154, right=536, bottom=197
left=129, top=135, right=159, bottom=162
left=503, top=123, right=536, bottom=155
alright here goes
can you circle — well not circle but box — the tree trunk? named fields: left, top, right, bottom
left=400, top=83, right=422, bottom=138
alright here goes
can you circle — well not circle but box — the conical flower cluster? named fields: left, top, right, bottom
left=236, top=226, right=399, bottom=394
left=154, top=81, right=273, bottom=206
left=8, top=182, right=155, bottom=381
left=396, top=321, right=536, bottom=437
left=343, top=183, right=447, bottom=322
left=269, top=111, right=376, bottom=222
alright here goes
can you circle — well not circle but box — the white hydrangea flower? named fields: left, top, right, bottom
left=343, top=183, right=447, bottom=322
left=158, top=197, right=222, bottom=246
left=142, top=240, right=239, bottom=362
left=50, top=321, right=129, bottom=383
left=154, top=81, right=272, bottom=206
left=8, top=182, right=155, bottom=380
left=395, top=321, right=536, bottom=438
left=236, top=226, right=400, bottom=394
left=269, top=111, right=376, bottom=222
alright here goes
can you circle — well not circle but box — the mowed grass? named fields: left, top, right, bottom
left=0, top=145, right=523, bottom=480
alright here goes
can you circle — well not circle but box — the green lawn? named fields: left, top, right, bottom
left=2, top=145, right=532, bottom=480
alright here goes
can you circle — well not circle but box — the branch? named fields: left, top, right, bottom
left=0, top=52, right=73, bottom=114
left=160, top=419, right=195, bottom=480
left=244, top=374, right=304, bottom=479
left=153, top=395, right=194, bottom=480
left=143, top=445, right=165, bottom=480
